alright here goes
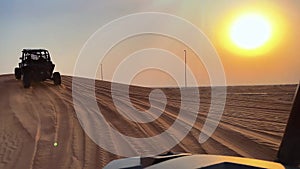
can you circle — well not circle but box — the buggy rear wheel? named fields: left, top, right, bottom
left=14, top=67, right=21, bottom=80
left=23, top=71, right=31, bottom=88
left=53, top=72, right=61, bottom=85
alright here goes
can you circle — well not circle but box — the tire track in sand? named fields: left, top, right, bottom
left=0, top=75, right=296, bottom=168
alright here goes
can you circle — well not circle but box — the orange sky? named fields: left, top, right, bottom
left=211, top=1, right=299, bottom=86
left=1, top=0, right=299, bottom=86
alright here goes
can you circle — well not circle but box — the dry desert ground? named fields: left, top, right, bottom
left=0, top=74, right=297, bottom=168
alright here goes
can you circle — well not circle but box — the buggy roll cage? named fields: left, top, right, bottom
left=20, top=49, right=51, bottom=62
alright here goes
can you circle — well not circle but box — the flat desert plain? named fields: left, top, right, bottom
left=0, top=74, right=296, bottom=169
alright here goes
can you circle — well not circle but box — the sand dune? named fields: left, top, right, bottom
left=0, top=74, right=296, bottom=168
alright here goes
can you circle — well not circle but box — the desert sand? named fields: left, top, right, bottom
left=0, top=74, right=296, bottom=169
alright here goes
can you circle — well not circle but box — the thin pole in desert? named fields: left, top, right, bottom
left=101, top=64, right=104, bottom=81
left=184, top=50, right=187, bottom=88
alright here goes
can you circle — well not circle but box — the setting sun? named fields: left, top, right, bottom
left=230, top=13, right=272, bottom=50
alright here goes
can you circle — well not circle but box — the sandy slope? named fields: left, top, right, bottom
left=0, top=74, right=296, bottom=168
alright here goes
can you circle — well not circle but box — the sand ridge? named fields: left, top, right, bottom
left=0, top=74, right=296, bottom=168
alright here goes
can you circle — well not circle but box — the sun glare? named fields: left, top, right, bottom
left=230, top=13, right=272, bottom=50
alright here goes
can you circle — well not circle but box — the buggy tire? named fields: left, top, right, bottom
left=53, top=72, right=61, bottom=85
left=23, top=71, right=31, bottom=88
left=14, top=67, right=21, bottom=80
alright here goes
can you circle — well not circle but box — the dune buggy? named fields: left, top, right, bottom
left=14, top=49, right=61, bottom=88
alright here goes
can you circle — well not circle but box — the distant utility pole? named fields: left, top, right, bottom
left=184, top=50, right=187, bottom=87
left=100, top=64, right=104, bottom=81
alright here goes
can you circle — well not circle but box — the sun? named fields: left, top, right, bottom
left=230, top=13, right=272, bottom=50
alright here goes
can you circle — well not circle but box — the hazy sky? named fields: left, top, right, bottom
left=1, top=0, right=299, bottom=86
